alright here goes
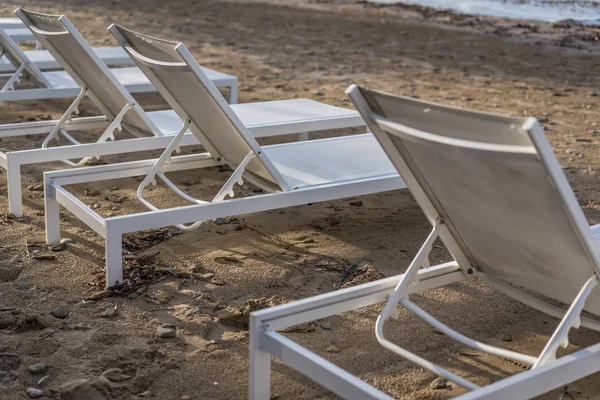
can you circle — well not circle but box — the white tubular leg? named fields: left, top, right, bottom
left=42, top=87, right=87, bottom=148
left=533, top=275, right=598, bottom=368
left=0, top=62, right=26, bottom=92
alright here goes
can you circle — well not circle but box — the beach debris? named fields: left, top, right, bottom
left=430, top=377, right=448, bottom=390
left=320, top=321, right=333, bottom=330
left=216, top=296, right=288, bottom=329
left=342, top=264, right=384, bottom=289
left=50, top=307, right=70, bottom=319
left=200, top=272, right=215, bottom=280
left=326, top=345, right=340, bottom=353
left=500, top=333, right=513, bottom=342
left=101, top=368, right=132, bottom=382
left=100, top=305, right=117, bottom=318
left=26, top=388, right=43, bottom=398
left=27, top=184, right=43, bottom=192
left=157, top=325, right=177, bottom=338
left=28, top=363, right=46, bottom=374
left=60, top=377, right=111, bottom=400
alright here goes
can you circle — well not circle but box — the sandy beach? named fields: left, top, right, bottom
left=1, top=0, right=600, bottom=399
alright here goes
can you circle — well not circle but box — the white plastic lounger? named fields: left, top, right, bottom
left=0, top=26, right=134, bottom=73
left=42, top=25, right=405, bottom=288
left=249, top=85, right=600, bottom=400
left=2, top=9, right=237, bottom=103
left=1, top=12, right=361, bottom=218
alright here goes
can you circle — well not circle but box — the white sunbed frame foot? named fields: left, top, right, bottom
left=249, top=222, right=600, bottom=399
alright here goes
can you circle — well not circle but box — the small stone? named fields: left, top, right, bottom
left=100, top=307, right=116, bottom=318
left=101, top=368, right=132, bottom=382
left=51, top=307, right=70, bottom=319
left=157, top=325, right=176, bottom=338
left=301, top=238, right=315, bottom=244
left=327, top=216, right=341, bottom=226
left=49, top=238, right=72, bottom=252
left=320, top=321, right=332, bottom=330
left=84, top=189, right=99, bottom=196
left=19, top=281, right=30, bottom=290
left=192, top=264, right=205, bottom=273
left=28, top=363, right=46, bottom=374
left=200, top=273, right=215, bottom=280
left=168, top=228, right=182, bottom=236
left=326, top=345, right=340, bottom=353
left=500, top=333, right=513, bottom=342
left=235, top=225, right=244, bottom=231
left=349, top=201, right=363, bottom=206
left=27, top=184, right=43, bottom=192
left=11, top=256, right=22, bottom=263
left=105, top=195, right=125, bottom=204
left=211, top=278, right=225, bottom=286
left=92, top=204, right=100, bottom=210
left=26, top=388, right=43, bottom=398
left=430, top=377, right=448, bottom=390
left=127, top=292, right=138, bottom=300
left=214, top=217, right=230, bottom=225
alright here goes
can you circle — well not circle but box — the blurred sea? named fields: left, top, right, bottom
left=370, top=0, right=600, bottom=24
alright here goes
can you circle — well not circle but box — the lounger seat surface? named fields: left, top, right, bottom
left=147, top=99, right=361, bottom=137
left=5, top=28, right=35, bottom=42
left=264, top=133, right=396, bottom=188
left=0, top=46, right=132, bottom=72
left=44, top=66, right=233, bottom=90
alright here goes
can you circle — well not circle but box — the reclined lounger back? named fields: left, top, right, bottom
left=15, top=8, right=157, bottom=137
left=109, top=24, right=288, bottom=190
left=352, top=85, right=600, bottom=314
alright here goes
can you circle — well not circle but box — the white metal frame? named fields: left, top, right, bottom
left=247, top=85, right=600, bottom=399
left=0, top=9, right=237, bottom=103
left=43, top=146, right=402, bottom=287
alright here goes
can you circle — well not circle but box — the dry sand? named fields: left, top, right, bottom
left=1, top=0, right=600, bottom=399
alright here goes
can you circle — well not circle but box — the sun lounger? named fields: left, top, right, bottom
left=248, top=85, right=600, bottom=400
left=0, top=26, right=134, bottom=73
left=2, top=9, right=237, bottom=103
left=1, top=11, right=361, bottom=218
left=42, top=25, right=405, bottom=288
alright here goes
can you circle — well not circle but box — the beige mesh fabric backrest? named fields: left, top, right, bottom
left=15, top=9, right=157, bottom=137
left=109, top=24, right=287, bottom=190
left=351, top=86, right=600, bottom=315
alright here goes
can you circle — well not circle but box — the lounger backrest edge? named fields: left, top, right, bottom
left=0, top=26, right=49, bottom=87
left=109, top=24, right=287, bottom=190
left=15, top=8, right=158, bottom=137
left=349, top=85, right=600, bottom=315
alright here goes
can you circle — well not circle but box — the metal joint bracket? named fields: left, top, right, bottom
left=533, top=274, right=599, bottom=368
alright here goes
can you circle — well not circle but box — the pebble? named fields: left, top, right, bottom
left=51, top=307, right=70, bottom=319
left=28, top=363, right=46, bottom=374
left=127, top=292, right=138, bottom=300
left=326, top=345, right=340, bottom=353
left=192, top=263, right=205, bottom=273
left=320, top=321, right=332, bottom=330
left=200, top=273, right=215, bottom=280
left=10, top=256, right=22, bottom=263
left=101, top=368, right=132, bottom=382
left=168, top=228, right=182, bottom=236
left=214, top=217, right=230, bottom=225
left=430, top=377, right=448, bottom=390
left=19, top=281, right=30, bottom=290
left=100, top=307, right=116, bottom=318
left=349, top=201, right=363, bottom=206
left=327, top=216, right=341, bottom=226
left=301, top=238, right=315, bottom=244
left=157, top=325, right=177, bottom=338
left=211, top=278, right=225, bottom=286
left=26, top=388, right=43, bottom=398
left=500, top=333, right=513, bottom=342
